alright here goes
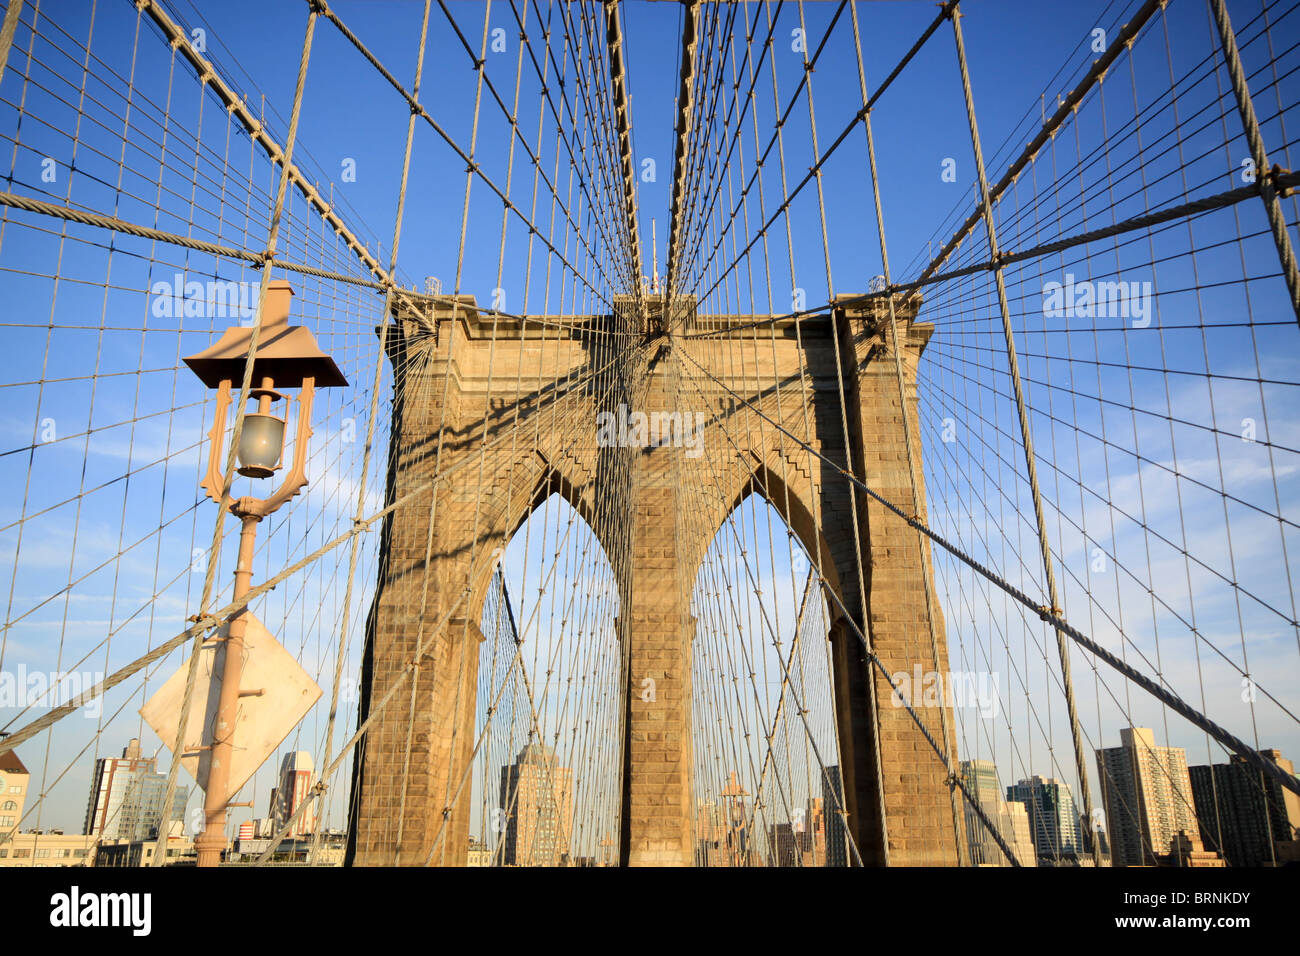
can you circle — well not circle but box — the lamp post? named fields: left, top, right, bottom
left=183, top=279, right=346, bottom=867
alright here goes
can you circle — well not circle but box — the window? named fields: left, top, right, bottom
left=1, top=800, right=15, bottom=810
left=35, top=848, right=50, bottom=858
left=8, top=785, right=20, bottom=793
left=0, top=849, right=7, bottom=858
left=0, top=816, right=13, bottom=827
left=13, top=848, right=30, bottom=858
left=73, top=849, right=87, bottom=857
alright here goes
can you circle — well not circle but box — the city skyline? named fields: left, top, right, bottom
left=4, top=722, right=1298, bottom=868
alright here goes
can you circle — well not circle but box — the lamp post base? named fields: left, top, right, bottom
left=195, top=831, right=226, bottom=868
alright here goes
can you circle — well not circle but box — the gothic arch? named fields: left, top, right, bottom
left=463, top=452, right=622, bottom=626
left=686, top=448, right=853, bottom=624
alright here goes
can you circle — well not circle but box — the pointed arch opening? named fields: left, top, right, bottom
left=469, top=491, right=622, bottom=867
left=689, top=489, right=853, bottom=867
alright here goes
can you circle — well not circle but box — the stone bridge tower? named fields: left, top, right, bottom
left=346, top=291, right=962, bottom=867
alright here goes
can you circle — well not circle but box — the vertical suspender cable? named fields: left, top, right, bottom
left=948, top=3, right=1099, bottom=866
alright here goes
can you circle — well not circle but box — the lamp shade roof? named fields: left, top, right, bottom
left=183, top=280, right=348, bottom=388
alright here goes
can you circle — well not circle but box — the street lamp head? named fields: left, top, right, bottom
left=184, top=279, right=347, bottom=516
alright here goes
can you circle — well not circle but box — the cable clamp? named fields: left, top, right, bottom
left=1269, top=163, right=1295, bottom=198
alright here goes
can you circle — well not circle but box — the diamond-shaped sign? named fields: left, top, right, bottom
left=140, top=611, right=321, bottom=803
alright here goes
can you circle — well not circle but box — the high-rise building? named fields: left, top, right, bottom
left=804, top=795, right=835, bottom=866
left=1006, top=774, right=1083, bottom=862
left=118, top=767, right=188, bottom=841
left=1006, top=799, right=1036, bottom=865
left=269, top=751, right=317, bottom=838
left=498, top=742, right=573, bottom=866
left=963, top=760, right=1004, bottom=865
left=1096, top=727, right=1200, bottom=867
left=821, top=765, right=848, bottom=867
left=769, top=821, right=802, bottom=867
left=85, top=738, right=148, bottom=837
left=0, top=749, right=30, bottom=833
left=1189, top=749, right=1300, bottom=867
left=83, top=739, right=187, bottom=841
left=960, top=760, right=1037, bottom=866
